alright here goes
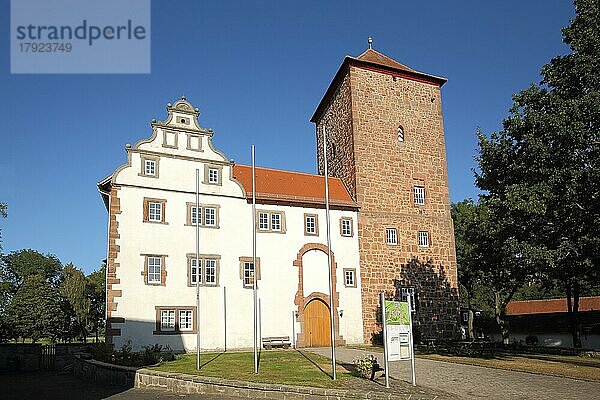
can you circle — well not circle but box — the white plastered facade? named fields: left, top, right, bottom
left=102, top=98, right=363, bottom=351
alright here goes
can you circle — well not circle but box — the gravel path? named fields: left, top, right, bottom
left=308, top=347, right=600, bottom=400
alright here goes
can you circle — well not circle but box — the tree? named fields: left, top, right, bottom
left=0, top=249, right=64, bottom=342
left=87, top=262, right=106, bottom=342
left=61, top=263, right=91, bottom=341
left=4, top=275, right=66, bottom=342
left=451, top=199, right=483, bottom=310
left=476, top=0, right=600, bottom=347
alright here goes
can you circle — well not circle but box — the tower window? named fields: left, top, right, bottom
left=386, top=228, right=398, bottom=245
left=397, top=125, right=405, bottom=142
left=418, top=231, right=430, bottom=248
left=413, top=186, right=425, bottom=205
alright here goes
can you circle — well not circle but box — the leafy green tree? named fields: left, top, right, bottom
left=0, top=249, right=63, bottom=294
left=61, top=263, right=91, bottom=341
left=4, top=275, right=66, bottom=342
left=476, top=0, right=600, bottom=347
left=451, top=199, right=484, bottom=309
left=86, top=262, right=106, bottom=342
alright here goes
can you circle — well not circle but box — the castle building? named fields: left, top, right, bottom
left=98, top=48, right=458, bottom=350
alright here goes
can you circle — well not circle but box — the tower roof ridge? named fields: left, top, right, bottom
left=354, top=48, right=416, bottom=73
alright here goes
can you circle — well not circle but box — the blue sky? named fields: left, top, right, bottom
left=0, top=1, right=574, bottom=274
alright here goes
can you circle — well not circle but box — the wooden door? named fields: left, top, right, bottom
left=304, top=299, right=331, bottom=347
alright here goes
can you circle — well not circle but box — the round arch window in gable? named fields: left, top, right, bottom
left=397, top=125, right=405, bottom=142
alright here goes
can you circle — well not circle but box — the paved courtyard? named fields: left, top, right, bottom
left=309, top=347, right=600, bottom=400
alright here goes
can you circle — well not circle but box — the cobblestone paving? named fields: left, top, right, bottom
left=309, top=347, right=600, bottom=400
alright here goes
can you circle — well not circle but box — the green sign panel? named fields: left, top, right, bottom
left=385, top=300, right=410, bottom=325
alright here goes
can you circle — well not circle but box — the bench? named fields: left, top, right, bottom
left=262, top=336, right=291, bottom=350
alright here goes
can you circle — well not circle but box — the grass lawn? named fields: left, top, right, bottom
left=419, top=352, right=600, bottom=382
left=151, top=350, right=356, bottom=388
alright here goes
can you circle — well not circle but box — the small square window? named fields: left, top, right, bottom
left=271, top=213, right=281, bottom=231
left=191, top=206, right=200, bottom=225
left=243, top=262, right=255, bottom=288
left=160, top=310, right=175, bottom=331
left=205, top=259, right=217, bottom=285
left=340, top=218, right=352, bottom=237
left=258, top=213, right=269, bottom=230
left=179, top=310, right=193, bottom=331
left=305, top=214, right=318, bottom=235
left=413, top=186, right=425, bottom=206
left=400, top=287, right=417, bottom=312
left=148, top=202, right=162, bottom=222
left=386, top=228, right=398, bottom=245
left=344, top=269, right=356, bottom=287
left=205, top=207, right=216, bottom=226
left=147, top=256, right=162, bottom=283
left=418, top=231, right=430, bottom=247
left=208, top=168, right=219, bottom=184
left=190, top=258, right=201, bottom=285
left=145, top=160, right=156, bottom=176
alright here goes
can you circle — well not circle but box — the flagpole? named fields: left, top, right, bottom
left=322, top=126, right=337, bottom=380
left=196, top=168, right=201, bottom=370
left=252, top=145, right=259, bottom=374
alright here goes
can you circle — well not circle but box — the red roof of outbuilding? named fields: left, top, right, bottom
left=506, top=297, right=600, bottom=315
left=232, top=164, right=357, bottom=209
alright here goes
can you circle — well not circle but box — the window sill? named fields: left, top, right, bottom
left=143, top=220, right=169, bottom=225
left=138, top=173, right=159, bottom=179
left=153, top=330, right=197, bottom=335
left=185, top=223, right=220, bottom=229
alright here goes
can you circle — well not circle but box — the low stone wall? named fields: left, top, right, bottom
left=0, top=344, right=41, bottom=371
left=73, top=356, right=137, bottom=387
left=134, top=369, right=429, bottom=400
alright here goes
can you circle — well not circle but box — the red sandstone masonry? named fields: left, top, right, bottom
left=106, top=185, right=123, bottom=343
left=315, top=61, right=459, bottom=342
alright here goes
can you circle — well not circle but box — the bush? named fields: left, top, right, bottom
left=90, top=341, right=175, bottom=367
left=352, top=354, right=377, bottom=378
left=525, top=335, right=539, bottom=346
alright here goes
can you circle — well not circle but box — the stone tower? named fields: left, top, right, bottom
left=311, top=48, right=459, bottom=342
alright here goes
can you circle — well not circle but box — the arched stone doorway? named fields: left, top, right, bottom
left=293, top=243, right=345, bottom=348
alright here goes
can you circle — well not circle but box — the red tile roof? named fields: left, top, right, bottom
left=356, top=49, right=417, bottom=73
left=506, top=297, right=600, bottom=315
left=232, top=164, right=357, bottom=209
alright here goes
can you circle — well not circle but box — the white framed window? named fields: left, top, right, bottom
left=190, top=206, right=200, bottom=225
left=418, top=231, right=430, bottom=247
left=386, top=228, right=398, bottom=245
left=413, top=186, right=425, bottom=206
left=205, top=259, right=217, bottom=285
left=160, top=310, right=175, bottom=331
left=400, top=287, right=417, bottom=312
left=341, top=218, right=352, bottom=237
left=190, top=258, right=201, bottom=285
left=344, top=269, right=356, bottom=287
left=271, top=213, right=281, bottom=231
left=179, top=310, right=193, bottom=331
left=305, top=214, right=317, bottom=235
left=208, top=168, right=219, bottom=184
left=147, top=256, right=162, bottom=284
left=243, top=261, right=255, bottom=288
left=145, top=159, right=156, bottom=176
left=204, top=207, right=216, bottom=226
left=148, top=202, right=162, bottom=222
left=258, top=212, right=269, bottom=230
